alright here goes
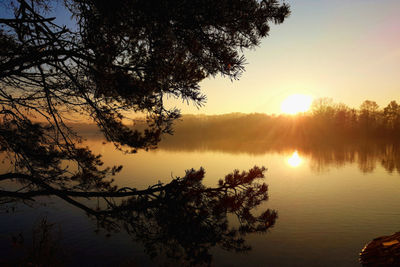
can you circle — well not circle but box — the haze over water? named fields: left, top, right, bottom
left=2, top=128, right=400, bottom=266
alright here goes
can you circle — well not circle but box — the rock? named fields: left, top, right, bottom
left=360, top=232, right=400, bottom=266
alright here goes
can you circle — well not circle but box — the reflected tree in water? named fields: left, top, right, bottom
left=100, top=167, right=276, bottom=265
left=2, top=166, right=277, bottom=266
left=158, top=114, right=400, bottom=174
left=6, top=218, right=65, bottom=266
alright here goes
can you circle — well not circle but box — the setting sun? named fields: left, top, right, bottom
left=281, top=94, right=313, bottom=115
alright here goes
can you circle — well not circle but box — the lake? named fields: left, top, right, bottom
left=1, top=135, right=400, bottom=266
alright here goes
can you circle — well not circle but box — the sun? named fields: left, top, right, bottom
left=281, top=94, right=313, bottom=115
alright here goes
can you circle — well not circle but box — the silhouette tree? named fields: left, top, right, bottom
left=383, top=100, right=400, bottom=132
left=2, top=166, right=278, bottom=265
left=0, top=0, right=289, bottom=194
left=0, top=0, right=289, bottom=264
left=359, top=100, right=380, bottom=132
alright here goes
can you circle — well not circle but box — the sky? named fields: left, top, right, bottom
left=1, top=0, right=399, bottom=115
left=166, top=0, right=400, bottom=115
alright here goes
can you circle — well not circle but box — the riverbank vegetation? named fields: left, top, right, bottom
left=165, top=98, right=400, bottom=143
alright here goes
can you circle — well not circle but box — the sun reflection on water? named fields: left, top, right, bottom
left=287, top=150, right=302, bottom=167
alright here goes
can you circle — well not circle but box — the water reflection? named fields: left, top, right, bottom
left=158, top=134, right=400, bottom=174
left=287, top=151, right=302, bottom=168
left=1, top=166, right=277, bottom=266
left=5, top=218, right=65, bottom=266
left=3, top=129, right=400, bottom=265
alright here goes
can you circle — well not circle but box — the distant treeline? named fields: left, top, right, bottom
left=65, top=101, right=400, bottom=173
left=69, top=98, right=400, bottom=147
left=302, top=98, right=400, bottom=137
left=164, top=98, right=400, bottom=144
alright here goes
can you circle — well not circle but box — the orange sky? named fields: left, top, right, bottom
left=166, top=0, right=400, bottom=115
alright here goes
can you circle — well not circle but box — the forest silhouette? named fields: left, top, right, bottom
left=162, top=98, right=400, bottom=144
left=69, top=97, right=400, bottom=175
left=156, top=98, right=400, bottom=174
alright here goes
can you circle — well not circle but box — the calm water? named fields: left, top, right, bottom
left=1, top=136, right=400, bottom=266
